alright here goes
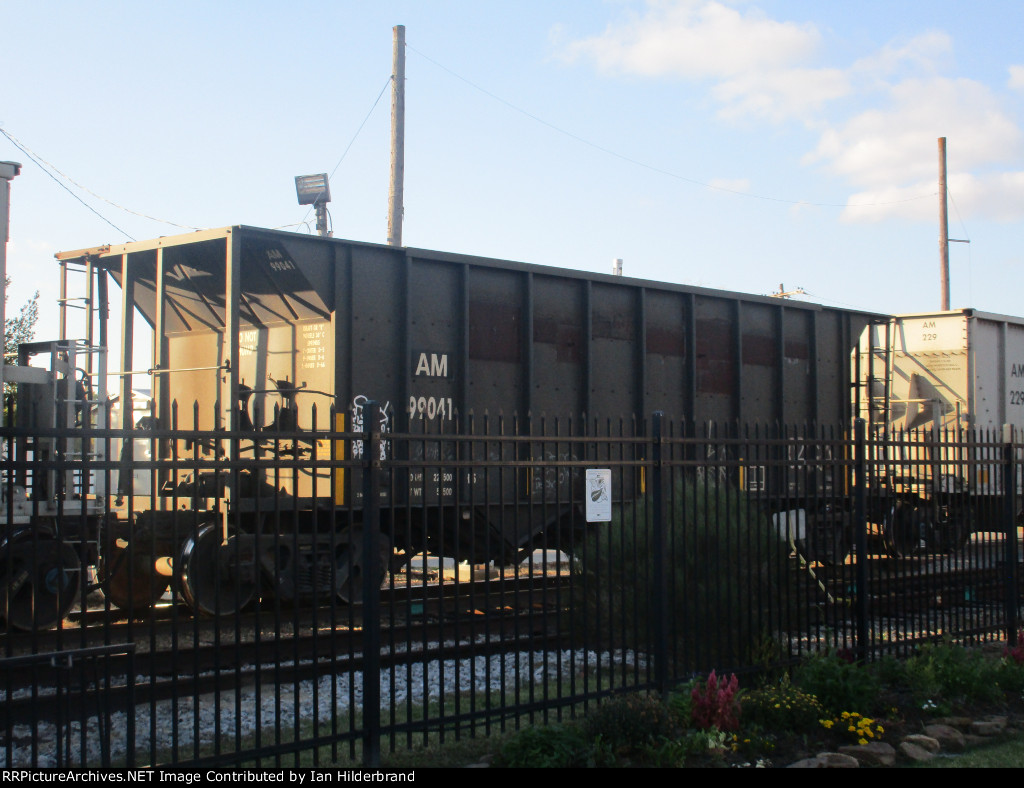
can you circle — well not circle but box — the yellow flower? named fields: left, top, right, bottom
left=841, top=712, right=850, bottom=719
left=858, top=738, right=868, bottom=746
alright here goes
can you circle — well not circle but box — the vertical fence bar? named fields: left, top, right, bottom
left=1003, top=426, right=1019, bottom=647
left=650, top=412, right=668, bottom=696
left=362, top=401, right=382, bottom=768
left=854, top=418, right=869, bottom=661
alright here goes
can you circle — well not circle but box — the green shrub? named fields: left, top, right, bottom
left=728, top=730, right=778, bottom=760
left=999, top=634, right=1024, bottom=696
left=573, top=477, right=800, bottom=672
left=903, top=642, right=1003, bottom=711
left=664, top=728, right=732, bottom=764
left=874, top=654, right=908, bottom=688
left=494, top=724, right=590, bottom=768
left=998, top=658, right=1024, bottom=696
left=581, top=692, right=680, bottom=758
left=666, top=680, right=696, bottom=725
left=742, top=679, right=826, bottom=732
left=792, top=650, right=881, bottom=716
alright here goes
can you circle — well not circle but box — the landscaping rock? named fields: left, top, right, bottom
left=838, top=742, right=896, bottom=766
left=971, top=716, right=1008, bottom=736
left=903, top=734, right=940, bottom=753
left=818, top=752, right=861, bottom=768
left=923, top=723, right=965, bottom=752
left=787, top=752, right=860, bottom=768
left=930, top=716, right=973, bottom=731
left=788, top=758, right=826, bottom=768
left=899, top=741, right=935, bottom=762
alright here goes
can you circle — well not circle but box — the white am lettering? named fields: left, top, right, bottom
left=414, top=352, right=448, bottom=377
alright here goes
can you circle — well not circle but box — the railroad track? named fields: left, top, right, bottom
left=805, top=535, right=1023, bottom=617
left=0, top=573, right=572, bottom=726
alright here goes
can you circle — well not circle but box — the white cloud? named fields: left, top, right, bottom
left=563, top=0, right=820, bottom=81
left=563, top=2, right=1024, bottom=223
left=562, top=2, right=849, bottom=122
left=850, top=31, right=952, bottom=82
left=841, top=170, right=1024, bottom=224
left=806, top=78, right=1023, bottom=188
left=945, top=170, right=1024, bottom=222
left=1010, top=65, right=1024, bottom=91
left=713, top=67, right=848, bottom=122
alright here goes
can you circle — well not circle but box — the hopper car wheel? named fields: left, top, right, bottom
left=336, top=529, right=392, bottom=605
left=102, top=540, right=169, bottom=615
left=179, top=525, right=257, bottom=616
left=883, top=504, right=927, bottom=558
left=0, top=538, right=80, bottom=631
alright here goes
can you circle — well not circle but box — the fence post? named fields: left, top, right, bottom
left=854, top=418, right=869, bottom=662
left=1003, top=425, right=1019, bottom=647
left=361, top=401, right=382, bottom=768
left=651, top=411, right=669, bottom=695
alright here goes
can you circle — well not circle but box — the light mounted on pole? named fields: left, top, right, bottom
left=295, top=173, right=332, bottom=237
left=0, top=161, right=22, bottom=429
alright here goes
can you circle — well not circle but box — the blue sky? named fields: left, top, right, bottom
left=2, top=0, right=1022, bottom=340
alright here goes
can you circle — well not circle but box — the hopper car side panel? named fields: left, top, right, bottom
left=0, top=225, right=880, bottom=624
left=100, top=226, right=877, bottom=515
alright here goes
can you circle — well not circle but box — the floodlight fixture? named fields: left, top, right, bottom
left=295, top=173, right=332, bottom=237
left=295, top=173, right=331, bottom=206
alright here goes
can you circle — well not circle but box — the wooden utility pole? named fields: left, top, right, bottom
left=388, top=25, right=406, bottom=247
left=939, top=137, right=950, bottom=310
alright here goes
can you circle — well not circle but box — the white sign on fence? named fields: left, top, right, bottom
left=585, top=469, right=612, bottom=522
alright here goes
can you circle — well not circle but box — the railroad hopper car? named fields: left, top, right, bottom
left=4, top=226, right=878, bottom=623
left=854, top=309, right=1024, bottom=555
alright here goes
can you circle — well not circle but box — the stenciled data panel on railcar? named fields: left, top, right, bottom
left=406, top=349, right=462, bottom=506
left=232, top=318, right=334, bottom=430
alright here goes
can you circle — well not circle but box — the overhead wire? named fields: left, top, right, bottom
left=0, top=126, right=204, bottom=236
left=946, top=184, right=973, bottom=306
left=291, top=75, right=393, bottom=232
left=3, top=72, right=388, bottom=240
left=406, top=43, right=938, bottom=210
left=0, top=126, right=137, bottom=241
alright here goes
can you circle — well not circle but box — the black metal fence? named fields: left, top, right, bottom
left=1, top=408, right=1021, bottom=767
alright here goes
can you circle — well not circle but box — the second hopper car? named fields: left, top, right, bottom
left=854, top=309, right=1024, bottom=556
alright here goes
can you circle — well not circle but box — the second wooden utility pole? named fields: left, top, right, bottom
left=939, top=136, right=950, bottom=311
left=388, top=25, right=406, bottom=247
